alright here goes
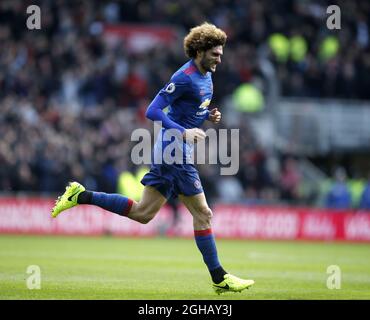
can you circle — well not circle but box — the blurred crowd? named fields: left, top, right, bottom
left=0, top=0, right=370, bottom=209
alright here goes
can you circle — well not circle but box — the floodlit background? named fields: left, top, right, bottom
left=0, top=0, right=370, bottom=299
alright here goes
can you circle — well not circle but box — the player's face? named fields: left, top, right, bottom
left=200, top=46, right=223, bottom=73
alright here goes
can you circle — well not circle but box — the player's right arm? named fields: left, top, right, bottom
left=145, top=72, right=206, bottom=142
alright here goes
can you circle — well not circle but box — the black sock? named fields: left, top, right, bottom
left=210, top=266, right=227, bottom=284
left=77, top=191, right=93, bottom=204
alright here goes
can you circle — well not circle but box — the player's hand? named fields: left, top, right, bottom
left=183, top=128, right=206, bottom=143
left=208, top=108, right=221, bottom=124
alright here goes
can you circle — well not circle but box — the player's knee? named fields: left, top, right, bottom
left=137, top=207, right=157, bottom=224
left=195, top=206, right=213, bottom=226
left=138, top=215, right=152, bottom=224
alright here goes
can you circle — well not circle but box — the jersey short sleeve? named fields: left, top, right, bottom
left=158, top=72, right=191, bottom=105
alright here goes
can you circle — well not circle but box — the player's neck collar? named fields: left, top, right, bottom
left=191, top=59, right=209, bottom=78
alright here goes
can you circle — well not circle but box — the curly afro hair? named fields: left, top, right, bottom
left=183, top=22, right=227, bottom=58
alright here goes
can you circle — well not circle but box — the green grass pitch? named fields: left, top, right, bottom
left=0, top=234, right=369, bottom=299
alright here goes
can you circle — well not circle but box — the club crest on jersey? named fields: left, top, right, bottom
left=165, top=82, right=176, bottom=93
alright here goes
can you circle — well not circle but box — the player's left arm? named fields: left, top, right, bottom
left=207, top=107, right=221, bottom=124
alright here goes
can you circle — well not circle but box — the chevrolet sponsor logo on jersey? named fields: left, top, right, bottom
left=196, top=98, right=210, bottom=115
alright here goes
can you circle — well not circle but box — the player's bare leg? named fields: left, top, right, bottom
left=179, top=193, right=212, bottom=230
left=179, top=192, right=254, bottom=294
left=126, top=186, right=167, bottom=224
